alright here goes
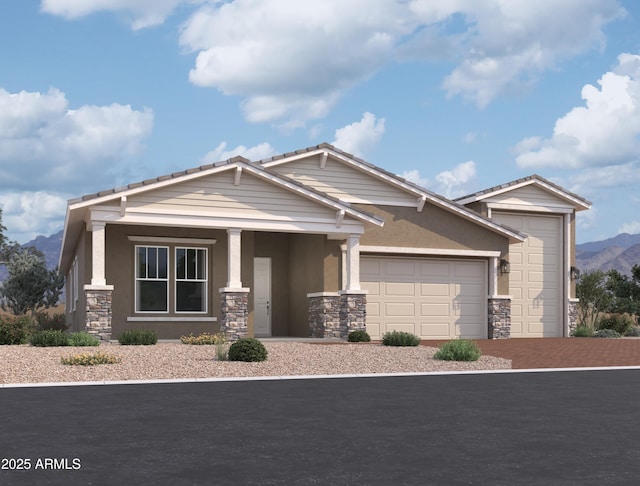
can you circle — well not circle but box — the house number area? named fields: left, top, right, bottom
left=1, top=457, right=82, bottom=470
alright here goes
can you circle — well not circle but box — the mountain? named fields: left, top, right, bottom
left=577, top=233, right=640, bottom=276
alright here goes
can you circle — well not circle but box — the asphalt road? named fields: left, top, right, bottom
left=1, top=370, right=640, bottom=485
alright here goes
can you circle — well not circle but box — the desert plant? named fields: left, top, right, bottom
left=228, top=337, right=268, bottom=362
left=61, top=351, right=122, bottom=366
left=624, top=326, right=640, bottom=337
left=382, top=330, right=420, bottom=347
left=598, top=313, right=635, bottom=335
left=434, top=339, right=482, bottom=361
left=118, top=329, right=158, bottom=345
left=593, top=328, right=622, bottom=338
left=68, top=331, right=100, bottom=347
left=572, top=325, right=594, bottom=338
left=0, top=314, right=32, bottom=345
left=348, top=330, right=371, bottom=342
left=215, top=341, right=228, bottom=361
left=30, top=329, right=70, bottom=347
left=33, top=311, right=69, bottom=331
left=180, top=332, right=225, bottom=345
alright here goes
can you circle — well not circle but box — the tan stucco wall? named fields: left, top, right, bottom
left=64, top=227, right=89, bottom=332
left=254, top=232, right=289, bottom=336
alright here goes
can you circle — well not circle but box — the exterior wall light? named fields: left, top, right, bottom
left=570, top=266, right=580, bottom=280
left=499, top=259, right=510, bottom=274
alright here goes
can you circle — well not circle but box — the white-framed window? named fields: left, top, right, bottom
left=175, top=247, right=207, bottom=313
left=135, top=246, right=169, bottom=313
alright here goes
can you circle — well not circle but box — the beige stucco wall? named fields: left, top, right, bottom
left=64, top=226, right=89, bottom=332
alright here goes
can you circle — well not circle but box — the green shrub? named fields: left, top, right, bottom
left=598, top=313, right=635, bottom=335
left=61, top=351, right=121, bottom=366
left=0, top=315, right=32, bottom=345
left=228, top=337, right=268, bottom=362
left=118, top=329, right=158, bottom=345
left=33, top=311, right=69, bottom=331
left=593, top=328, right=622, bottom=338
left=68, top=331, right=100, bottom=347
left=30, top=329, right=70, bottom=347
left=382, top=330, right=420, bottom=347
left=433, top=339, right=482, bottom=361
left=348, top=330, right=371, bottom=342
left=180, top=332, right=225, bottom=345
left=624, top=326, right=640, bottom=337
left=572, top=325, right=594, bottom=337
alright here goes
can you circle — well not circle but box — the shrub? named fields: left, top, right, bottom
left=624, top=326, right=640, bottom=337
left=348, top=330, right=371, bottom=342
left=68, top=331, right=100, bottom=347
left=215, top=341, right=228, bottom=361
left=434, top=339, right=482, bottom=362
left=228, top=337, right=268, bottom=362
left=33, top=311, right=69, bottom=331
left=180, top=332, right=225, bottom=345
left=593, top=328, right=622, bottom=338
left=61, top=352, right=121, bottom=366
left=0, top=315, right=32, bottom=345
left=30, top=329, right=70, bottom=347
left=118, top=329, right=158, bottom=345
left=572, top=325, right=594, bottom=338
left=382, top=330, right=420, bottom=347
left=598, top=313, right=635, bottom=335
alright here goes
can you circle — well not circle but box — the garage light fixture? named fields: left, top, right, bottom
left=499, top=259, right=510, bottom=274
left=570, top=266, right=580, bottom=280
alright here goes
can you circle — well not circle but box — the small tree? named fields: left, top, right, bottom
left=576, top=270, right=612, bottom=330
left=606, top=267, right=640, bottom=317
left=0, top=249, right=64, bottom=315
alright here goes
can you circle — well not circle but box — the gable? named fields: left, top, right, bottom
left=482, top=184, right=576, bottom=212
left=125, top=170, right=342, bottom=222
left=268, top=153, right=419, bottom=207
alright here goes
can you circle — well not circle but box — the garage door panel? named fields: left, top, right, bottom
left=361, top=281, right=380, bottom=295
left=362, top=257, right=486, bottom=339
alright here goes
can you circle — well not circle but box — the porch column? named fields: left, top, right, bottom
left=220, top=228, right=249, bottom=341
left=345, top=234, right=361, bottom=291
left=85, top=221, right=114, bottom=341
left=338, top=234, right=367, bottom=337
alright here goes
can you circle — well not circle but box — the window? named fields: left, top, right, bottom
left=176, top=248, right=207, bottom=313
left=135, top=246, right=169, bottom=312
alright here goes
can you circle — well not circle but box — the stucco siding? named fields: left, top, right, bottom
left=272, top=154, right=418, bottom=206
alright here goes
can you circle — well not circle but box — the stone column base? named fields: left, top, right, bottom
left=220, top=288, right=249, bottom=341
left=568, top=298, right=579, bottom=336
left=488, top=296, right=511, bottom=339
left=84, top=285, right=114, bottom=341
left=308, top=293, right=340, bottom=338
left=339, top=291, right=367, bottom=338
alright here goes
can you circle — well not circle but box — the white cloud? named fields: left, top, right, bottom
left=332, top=112, right=385, bottom=158
left=0, top=87, right=153, bottom=192
left=619, top=220, right=640, bottom=235
left=0, top=191, right=68, bottom=242
left=435, top=161, right=477, bottom=198
left=44, top=1, right=624, bottom=124
left=515, top=53, right=640, bottom=170
left=399, top=169, right=430, bottom=189
left=200, top=142, right=278, bottom=165
left=40, top=0, right=202, bottom=30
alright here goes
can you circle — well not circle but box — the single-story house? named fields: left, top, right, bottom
left=59, top=143, right=591, bottom=341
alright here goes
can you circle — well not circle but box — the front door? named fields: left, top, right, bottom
left=254, top=257, right=271, bottom=337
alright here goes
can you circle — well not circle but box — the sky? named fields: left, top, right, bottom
left=1, top=1, right=640, bottom=244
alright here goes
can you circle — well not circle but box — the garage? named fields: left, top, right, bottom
left=492, top=212, right=562, bottom=337
left=361, top=256, right=487, bottom=340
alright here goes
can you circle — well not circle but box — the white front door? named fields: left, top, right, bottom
left=253, top=257, right=271, bottom=337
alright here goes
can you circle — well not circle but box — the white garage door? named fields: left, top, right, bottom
left=492, top=212, right=562, bottom=337
left=361, top=257, right=487, bottom=340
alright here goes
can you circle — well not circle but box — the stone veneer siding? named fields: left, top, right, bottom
left=220, top=290, right=249, bottom=341
left=488, top=297, right=511, bottom=339
left=85, top=288, right=113, bottom=341
left=339, top=292, right=367, bottom=338
left=308, top=294, right=341, bottom=338
left=568, top=298, right=579, bottom=336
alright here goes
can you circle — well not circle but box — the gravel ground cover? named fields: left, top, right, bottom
left=0, top=342, right=511, bottom=385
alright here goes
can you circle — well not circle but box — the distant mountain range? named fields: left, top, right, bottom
left=1, top=229, right=639, bottom=281
left=576, top=233, right=640, bottom=276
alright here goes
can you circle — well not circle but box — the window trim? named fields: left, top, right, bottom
left=134, top=245, right=170, bottom=314
left=174, top=246, right=208, bottom=314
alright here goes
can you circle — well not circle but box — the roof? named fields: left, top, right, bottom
left=454, top=174, right=592, bottom=211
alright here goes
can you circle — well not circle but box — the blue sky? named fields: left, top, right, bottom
left=1, top=1, right=640, bottom=244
